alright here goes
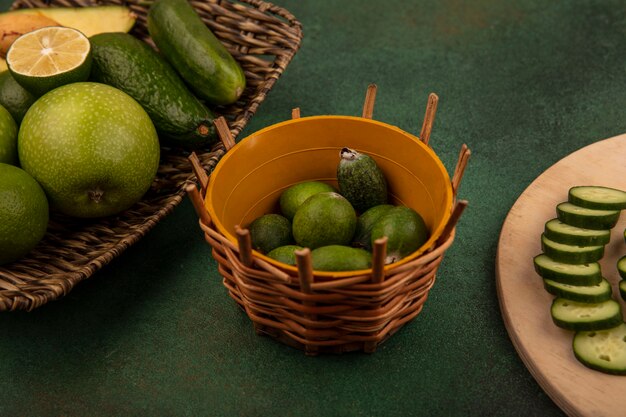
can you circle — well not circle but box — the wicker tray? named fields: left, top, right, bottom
left=0, top=0, right=302, bottom=312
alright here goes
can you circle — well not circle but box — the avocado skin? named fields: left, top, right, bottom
left=147, top=0, right=246, bottom=105
left=89, top=32, right=216, bottom=148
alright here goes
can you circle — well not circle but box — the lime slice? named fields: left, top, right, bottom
left=6, top=26, right=91, bottom=97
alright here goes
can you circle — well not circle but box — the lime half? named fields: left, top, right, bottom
left=7, top=26, right=91, bottom=97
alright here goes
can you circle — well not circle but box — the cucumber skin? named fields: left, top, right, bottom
left=89, top=33, right=216, bottom=148
left=543, top=219, right=610, bottom=247
left=620, top=280, right=626, bottom=302
left=550, top=299, right=622, bottom=331
left=568, top=186, right=626, bottom=210
left=337, top=150, right=388, bottom=213
left=147, top=0, right=246, bottom=105
left=543, top=278, right=612, bottom=303
left=533, top=255, right=602, bottom=285
left=619, top=255, right=626, bottom=280
left=556, top=203, right=620, bottom=230
left=541, top=235, right=604, bottom=265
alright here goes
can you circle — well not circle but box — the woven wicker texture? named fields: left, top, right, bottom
left=0, top=0, right=302, bottom=312
left=202, top=219, right=457, bottom=355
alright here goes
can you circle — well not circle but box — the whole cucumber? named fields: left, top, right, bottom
left=147, top=0, right=246, bottom=105
left=89, top=32, right=216, bottom=148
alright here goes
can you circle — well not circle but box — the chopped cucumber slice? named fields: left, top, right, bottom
left=551, top=298, right=622, bottom=331
left=543, top=278, right=612, bottom=303
left=569, top=186, right=626, bottom=210
left=541, top=234, right=604, bottom=265
left=533, top=254, right=602, bottom=285
left=619, top=280, right=626, bottom=302
left=619, top=255, right=626, bottom=280
left=544, top=218, right=610, bottom=246
left=557, top=202, right=621, bottom=230
left=573, top=323, right=626, bottom=375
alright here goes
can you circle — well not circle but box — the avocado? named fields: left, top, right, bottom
left=89, top=32, right=216, bottom=148
left=337, top=147, right=388, bottom=213
left=371, top=206, right=429, bottom=264
left=147, top=0, right=246, bottom=105
left=292, top=192, right=357, bottom=249
left=311, top=245, right=372, bottom=271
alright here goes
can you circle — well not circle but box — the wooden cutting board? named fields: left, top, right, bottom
left=496, top=134, right=626, bottom=417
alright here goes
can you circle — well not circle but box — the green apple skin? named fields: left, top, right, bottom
left=18, top=82, right=160, bottom=218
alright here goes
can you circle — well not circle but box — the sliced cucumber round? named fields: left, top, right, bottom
left=544, top=218, right=610, bottom=246
left=543, top=278, right=612, bottom=303
left=619, top=255, right=626, bottom=280
left=551, top=298, right=622, bottom=331
left=573, top=323, right=626, bottom=375
left=533, top=254, right=602, bottom=285
left=556, top=202, right=621, bottom=230
left=619, top=280, right=626, bottom=302
left=569, top=186, right=626, bottom=211
left=541, top=234, right=604, bottom=265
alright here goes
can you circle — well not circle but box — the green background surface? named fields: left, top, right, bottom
left=3, top=0, right=626, bottom=415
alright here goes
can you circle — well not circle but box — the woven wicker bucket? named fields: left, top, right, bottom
left=0, top=0, right=302, bottom=312
left=188, top=86, right=470, bottom=354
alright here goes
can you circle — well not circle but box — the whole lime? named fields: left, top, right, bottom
left=0, top=104, right=17, bottom=165
left=292, top=192, right=356, bottom=249
left=279, top=181, right=335, bottom=220
left=248, top=213, right=293, bottom=254
left=0, top=163, right=49, bottom=265
left=18, top=82, right=160, bottom=218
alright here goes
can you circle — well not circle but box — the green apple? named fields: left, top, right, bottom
left=18, top=82, right=160, bottom=218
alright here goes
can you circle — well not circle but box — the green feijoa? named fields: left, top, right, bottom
left=279, top=181, right=335, bottom=220
left=266, top=245, right=303, bottom=266
left=353, top=204, right=394, bottom=250
left=337, top=147, right=388, bottom=213
left=292, top=192, right=357, bottom=249
left=311, top=245, right=372, bottom=271
left=248, top=214, right=293, bottom=254
left=371, top=206, right=429, bottom=264
left=0, top=71, right=36, bottom=124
